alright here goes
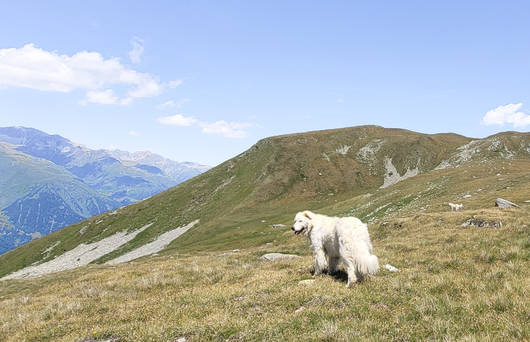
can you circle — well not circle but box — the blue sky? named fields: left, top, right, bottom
left=1, top=1, right=529, bottom=165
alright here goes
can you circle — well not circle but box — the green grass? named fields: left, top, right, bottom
left=1, top=208, right=528, bottom=341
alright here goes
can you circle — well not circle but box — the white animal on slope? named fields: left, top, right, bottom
left=448, top=203, right=463, bottom=211
left=292, top=211, right=379, bottom=287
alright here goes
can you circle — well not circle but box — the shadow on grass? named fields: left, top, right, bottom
left=325, top=269, right=371, bottom=284
left=330, top=269, right=349, bottom=283
left=309, top=267, right=369, bottom=285
left=311, top=269, right=350, bottom=284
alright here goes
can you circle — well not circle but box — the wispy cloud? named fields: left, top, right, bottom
left=157, top=114, right=197, bottom=126
left=128, top=37, right=144, bottom=64
left=199, top=120, right=253, bottom=138
left=482, top=103, right=530, bottom=128
left=157, top=112, right=253, bottom=138
left=157, top=99, right=190, bottom=110
left=168, top=79, right=183, bottom=88
left=128, top=130, right=139, bottom=136
left=0, top=44, right=177, bottom=105
left=83, top=89, right=119, bottom=105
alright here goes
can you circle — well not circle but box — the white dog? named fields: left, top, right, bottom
left=448, top=203, right=463, bottom=211
left=292, top=211, right=379, bottom=287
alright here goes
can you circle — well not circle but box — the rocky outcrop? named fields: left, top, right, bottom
left=495, top=198, right=520, bottom=208
left=461, top=218, right=503, bottom=229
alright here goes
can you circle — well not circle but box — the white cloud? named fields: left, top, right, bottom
left=120, top=97, right=133, bottom=106
left=128, top=130, right=139, bottom=136
left=336, top=98, right=344, bottom=103
left=168, top=79, right=183, bottom=88
left=482, top=103, right=530, bottom=128
left=128, top=37, right=144, bottom=64
left=85, top=89, right=118, bottom=104
left=0, top=44, right=167, bottom=105
left=157, top=114, right=197, bottom=126
left=156, top=98, right=190, bottom=110
left=199, top=120, right=253, bottom=138
left=157, top=100, right=176, bottom=109
left=157, top=113, right=253, bottom=138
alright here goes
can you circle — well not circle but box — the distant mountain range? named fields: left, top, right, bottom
left=0, top=126, right=210, bottom=254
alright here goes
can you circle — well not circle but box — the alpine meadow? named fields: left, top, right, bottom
left=1, top=126, right=529, bottom=341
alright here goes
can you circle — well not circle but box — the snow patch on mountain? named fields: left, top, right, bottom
left=1, top=223, right=153, bottom=280
left=380, top=157, right=419, bottom=189
left=357, top=139, right=384, bottom=162
left=106, top=220, right=199, bottom=265
left=357, top=139, right=385, bottom=174
left=435, top=140, right=481, bottom=170
left=335, top=145, right=351, bottom=155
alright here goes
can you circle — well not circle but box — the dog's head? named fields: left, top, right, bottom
left=292, top=211, right=314, bottom=236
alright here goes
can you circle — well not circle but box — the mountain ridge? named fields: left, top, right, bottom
left=0, top=126, right=210, bottom=254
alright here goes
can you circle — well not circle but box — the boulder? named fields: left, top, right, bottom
left=495, top=198, right=520, bottom=208
left=384, top=264, right=399, bottom=272
left=79, top=336, right=121, bottom=342
left=461, top=217, right=502, bottom=229
left=295, top=306, right=306, bottom=313
left=260, top=253, right=301, bottom=261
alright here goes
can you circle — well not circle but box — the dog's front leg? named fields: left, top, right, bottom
left=313, top=247, right=327, bottom=276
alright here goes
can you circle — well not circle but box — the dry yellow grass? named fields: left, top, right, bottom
left=1, top=208, right=528, bottom=341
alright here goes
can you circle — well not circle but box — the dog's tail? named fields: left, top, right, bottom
left=358, top=253, right=379, bottom=275
left=352, top=241, right=379, bottom=275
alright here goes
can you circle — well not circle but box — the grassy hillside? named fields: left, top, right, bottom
left=0, top=126, right=528, bottom=340
left=0, top=126, right=473, bottom=275
left=0, top=208, right=528, bottom=341
left=1, top=126, right=529, bottom=277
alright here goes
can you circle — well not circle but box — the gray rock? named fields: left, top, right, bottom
left=271, top=224, right=286, bottom=229
left=384, top=264, right=399, bottom=272
left=260, top=253, right=301, bottom=261
left=461, top=218, right=503, bottom=229
left=495, top=198, right=520, bottom=208
left=79, top=225, right=88, bottom=235
left=79, top=336, right=120, bottom=342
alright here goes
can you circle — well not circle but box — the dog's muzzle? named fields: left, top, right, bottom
left=292, top=226, right=304, bottom=235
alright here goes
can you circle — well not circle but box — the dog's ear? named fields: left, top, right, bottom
left=303, top=211, right=313, bottom=220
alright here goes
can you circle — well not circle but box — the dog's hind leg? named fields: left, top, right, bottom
left=341, top=256, right=357, bottom=287
left=328, top=257, right=339, bottom=274
left=355, top=267, right=364, bottom=282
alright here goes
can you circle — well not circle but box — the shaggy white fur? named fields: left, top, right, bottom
left=448, top=203, right=463, bottom=211
left=292, top=211, right=379, bottom=287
